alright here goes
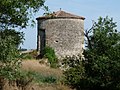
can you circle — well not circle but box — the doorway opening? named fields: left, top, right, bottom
left=40, top=29, right=46, bottom=57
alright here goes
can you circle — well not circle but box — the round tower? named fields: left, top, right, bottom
left=36, top=10, right=85, bottom=59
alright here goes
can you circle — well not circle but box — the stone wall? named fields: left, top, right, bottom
left=37, top=18, right=84, bottom=59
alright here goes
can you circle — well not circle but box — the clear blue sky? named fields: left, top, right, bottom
left=21, top=0, right=120, bottom=49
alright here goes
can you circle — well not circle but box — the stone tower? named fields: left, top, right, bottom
left=36, top=10, right=85, bottom=59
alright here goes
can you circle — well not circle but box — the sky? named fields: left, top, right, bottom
left=20, top=0, right=120, bottom=49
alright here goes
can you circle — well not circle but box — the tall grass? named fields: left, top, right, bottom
left=25, top=71, right=57, bottom=84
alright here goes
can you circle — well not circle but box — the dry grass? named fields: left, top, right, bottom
left=2, top=83, right=73, bottom=90
left=21, top=59, right=63, bottom=78
left=1, top=59, right=72, bottom=90
left=36, top=84, right=73, bottom=90
left=20, top=59, right=73, bottom=90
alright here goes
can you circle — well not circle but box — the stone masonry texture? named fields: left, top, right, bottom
left=37, top=18, right=84, bottom=59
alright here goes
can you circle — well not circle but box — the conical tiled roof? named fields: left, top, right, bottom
left=36, top=10, right=85, bottom=20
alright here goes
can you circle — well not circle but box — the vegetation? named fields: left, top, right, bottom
left=21, top=53, right=34, bottom=60
left=0, top=30, right=23, bottom=90
left=21, top=60, right=69, bottom=90
left=20, top=50, right=38, bottom=59
left=0, top=0, right=45, bottom=29
left=14, top=70, right=57, bottom=88
left=2, top=1, right=120, bottom=90
left=0, top=30, right=24, bottom=79
left=62, top=56, right=85, bottom=89
left=43, top=46, right=58, bottom=68
left=63, top=16, right=120, bottom=90
left=26, top=71, right=57, bottom=84
left=0, top=0, right=45, bottom=89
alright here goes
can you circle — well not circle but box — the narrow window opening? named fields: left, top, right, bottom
left=55, top=40, right=58, bottom=43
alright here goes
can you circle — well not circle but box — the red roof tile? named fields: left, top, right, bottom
left=36, top=10, right=85, bottom=20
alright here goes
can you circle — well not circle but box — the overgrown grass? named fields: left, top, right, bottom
left=22, top=60, right=63, bottom=84
left=29, top=71, right=57, bottom=84
left=20, top=50, right=38, bottom=59
left=20, top=53, right=33, bottom=59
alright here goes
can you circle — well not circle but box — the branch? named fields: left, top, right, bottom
left=84, top=21, right=96, bottom=49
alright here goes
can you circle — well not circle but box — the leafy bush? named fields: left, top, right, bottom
left=83, top=17, right=120, bottom=90
left=0, top=30, right=23, bottom=80
left=43, top=46, right=58, bottom=68
left=0, top=29, right=24, bottom=89
left=0, top=29, right=24, bottom=47
left=62, top=56, right=86, bottom=90
left=63, top=17, right=120, bottom=90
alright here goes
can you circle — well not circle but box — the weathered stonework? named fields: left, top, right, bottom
left=36, top=11, right=85, bottom=59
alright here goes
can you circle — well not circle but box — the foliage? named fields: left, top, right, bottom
left=0, top=29, right=24, bottom=47
left=62, top=56, right=86, bottom=90
left=20, top=53, right=33, bottom=60
left=63, top=17, right=120, bottom=90
left=83, top=16, right=120, bottom=90
left=15, top=70, right=33, bottom=89
left=31, top=71, right=57, bottom=84
left=21, top=71, right=57, bottom=84
left=0, top=29, right=25, bottom=90
left=43, top=46, right=58, bottom=68
left=0, top=30, right=22, bottom=80
left=0, top=0, right=45, bottom=29
left=0, top=0, right=45, bottom=89
left=20, top=50, right=38, bottom=59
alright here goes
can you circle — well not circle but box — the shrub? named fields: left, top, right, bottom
left=63, top=17, right=120, bottom=90
left=62, top=56, right=86, bottom=90
left=43, top=46, right=58, bottom=68
left=83, top=16, right=120, bottom=90
left=0, top=30, right=23, bottom=80
left=0, top=29, right=24, bottom=89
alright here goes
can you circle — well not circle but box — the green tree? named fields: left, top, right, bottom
left=83, top=16, right=120, bottom=90
left=0, top=0, right=45, bottom=89
left=0, top=31, right=22, bottom=90
left=62, top=56, right=86, bottom=90
left=63, top=16, right=120, bottom=90
left=0, top=29, right=24, bottom=47
left=0, top=25, right=24, bottom=89
left=0, top=0, right=45, bottom=29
